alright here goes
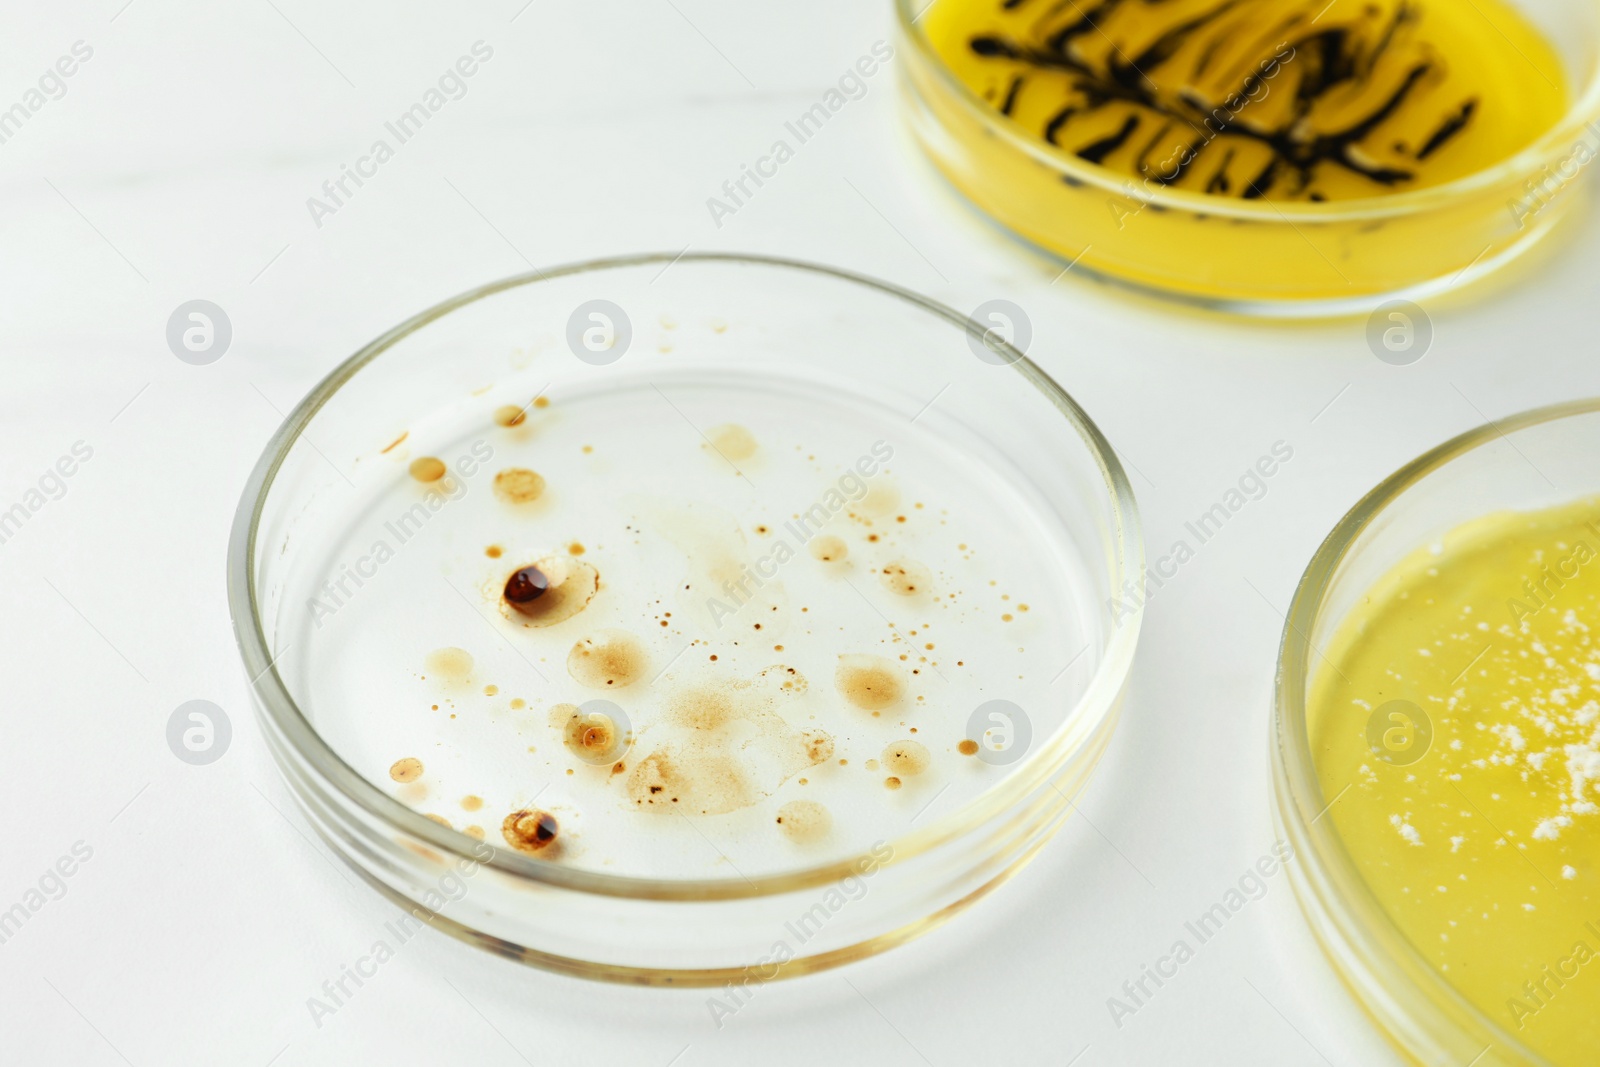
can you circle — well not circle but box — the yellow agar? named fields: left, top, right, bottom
left=1311, top=499, right=1600, bottom=1064
left=903, top=0, right=1574, bottom=303
left=924, top=0, right=1566, bottom=200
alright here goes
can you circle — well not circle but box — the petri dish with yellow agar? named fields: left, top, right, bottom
left=1273, top=401, right=1600, bottom=1065
left=228, top=253, right=1143, bottom=983
left=897, top=0, right=1600, bottom=313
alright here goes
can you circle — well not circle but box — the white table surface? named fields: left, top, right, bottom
left=4, top=1, right=1596, bottom=1064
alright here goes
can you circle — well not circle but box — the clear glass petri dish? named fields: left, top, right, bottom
left=895, top=0, right=1600, bottom=316
left=227, top=253, right=1143, bottom=983
left=1272, top=400, right=1600, bottom=1065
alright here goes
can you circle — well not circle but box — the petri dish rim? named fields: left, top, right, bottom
left=227, top=251, right=1144, bottom=903
left=1271, top=398, right=1600, bottom=1065
left=893, top=0, right=1600, bottom=223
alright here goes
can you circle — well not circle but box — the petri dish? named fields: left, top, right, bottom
left=228, top=253, right=1143, bottom=982
left=1273, top=400, right=1600, bottom=1064
left=896, top=0, right=1600, bottom=315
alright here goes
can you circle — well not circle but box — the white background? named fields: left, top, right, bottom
left=2, top=1, right=1595, bottom=1064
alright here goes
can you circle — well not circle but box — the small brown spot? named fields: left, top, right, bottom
left=492, top=404, right=527, bottom=427
left=425, top=813, right=452, bottom=828
left=461, top=795, right=484, bottom=811
left=568, top=542, right=586, bottom=556
left=884, top=776, right=902, bottom=790
left=510, top=698, right=526, bottom=710
left=502, top=809, right=559, bottom=852
left=464, top=825, right=485, bottom=840
left=533, top=396, right=550, bottom=409
left=381, top=431, right=409, bottom=454
left=483, top=684, right=498, bottom=696
left=958, top=739, right=979, bottom=756
left=389, top=757, right=423, bottom=783
left=485, top=544, right=503, bottom=558
left=409, top=457, right=446, bottom=483
left=494, top=467, right=546, bottom=504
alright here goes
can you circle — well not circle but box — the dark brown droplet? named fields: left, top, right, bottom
left=501, top=557, right=600, bottom=627
left=505, top=565, right=549, bottom=604
left=502, top=809, right=559, bottom=853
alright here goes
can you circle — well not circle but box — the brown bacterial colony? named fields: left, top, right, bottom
left=882, top=740, right=930, bottom=776
left=808, top=535, right=848, bottom=562
left=501, top=557, right=599, bottom=627
left=493, top=467, right=546, bottom=504
left=551, top=703, right=628, bottom=763
left=626, top=669, right=834, bottom=815
left=567, top=630, right=647, bottom=688
left=775, top=799, right=832, bottom=844
left=880, top=559, right=932, bottom=596
left=409, top=456, right=446, bottom=483
left=705, top=423, right=758, bottom=462
left=389, top=757, right=424, bottom=783
left=502, top=809, right=559, bottom=853
left=423, top=646, right=474, bottom=684
left=387, top=415, right=1031, bottom=873
left=492, top=404, right=527, bottom=428
left=835, top=654, right=905, bottom=711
